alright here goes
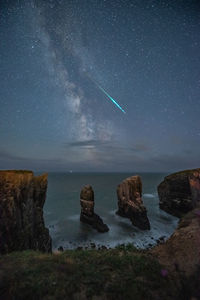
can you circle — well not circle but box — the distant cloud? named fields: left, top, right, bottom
left=130, top=143, right=151, bottom=152
left=151, top=153, right=200, bottom=171
left=68, top=139, right=110, bottom=148
left=0, top=149, right=23, bottom=161
left=1, top=146, right=199, bottom=173
left=61, top=139, right=153, bottom=171
left=67, top=140, right=150, bottom=152
left=0, top=148, right=62, bottom=171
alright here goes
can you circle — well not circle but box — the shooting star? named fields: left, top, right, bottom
left=96, top=83, right=126, bottom=114
left=86, top=73, right=126, bottom=114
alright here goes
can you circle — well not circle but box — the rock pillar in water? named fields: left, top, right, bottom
left=0, top=170, right=52, bottom=254
left=80, top=185, right=109, bottom=233
left=116, top=175, right=150, bottom=230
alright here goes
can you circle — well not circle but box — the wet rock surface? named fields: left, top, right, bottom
left=0, top=170, right=52, bottom=254
left=80, top=185, right=109, bottom=233
left=116, top=175, right=150, bottom=230
left=158, top=168, right=200, bottom=217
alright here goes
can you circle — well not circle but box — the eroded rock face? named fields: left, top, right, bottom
left=116, top=176, right=150, bottom=230
left=80, top=185, right=109, bottom=233
left=0, top=170, right=52, bottom=254
left=151, top=208, right=200, bottom=277
left=158, top=168, right=200, bottom=217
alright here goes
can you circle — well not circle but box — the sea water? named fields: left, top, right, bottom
left=43, top=172, right=178, bottom=250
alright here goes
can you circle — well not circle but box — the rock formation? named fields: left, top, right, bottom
left=116, top=175, right=150, bottom=230
left=0, top=170, right=52, bottom=254
left=150, top=207, right=200, bottom=279
left=158, top=168, right=200, bottom=217
left=80, top=185, right=109, bottom=233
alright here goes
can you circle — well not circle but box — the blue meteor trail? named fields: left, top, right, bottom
left=96, top=83, right=126, bottom=114
left=86, top=72, right=126, bottom=114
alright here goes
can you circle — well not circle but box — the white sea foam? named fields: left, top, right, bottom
left=52, top=217, right=176, bottom=250
left=143, top=193, right=155, bottom=198
left=68, top=214, right=80, bottom=221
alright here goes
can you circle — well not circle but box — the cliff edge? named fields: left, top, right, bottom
left=0, top=170, right=52, bottom=254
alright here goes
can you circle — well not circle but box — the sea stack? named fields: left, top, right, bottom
left=158, top=168, right=200, bottom=217
left=116, top=175, right=150, bottom=230
left=0, top=170, right=52, bottom=254
left=80, top=185, right=109, bottom=233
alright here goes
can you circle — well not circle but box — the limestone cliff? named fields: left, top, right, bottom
left=116, top=175, right=150, bottom=230
left=158, top=168, right=200, bottom=217
left=0, top=170, right=52, bottom=254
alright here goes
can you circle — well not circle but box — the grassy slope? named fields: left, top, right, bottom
left=0, top=245, right=179, bottom=300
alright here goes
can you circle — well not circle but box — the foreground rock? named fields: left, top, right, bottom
left=116, top=175, right=150, bottom=230
left=158, top=168, right=200, bottom=217
left=150, top=208, right=200, bottom=296
left=0, top=170, right=52, bottom=254
left=80, top=185, right=109, bottom=232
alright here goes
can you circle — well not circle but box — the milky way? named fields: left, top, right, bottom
left=0, top=0, right=200, bottom=172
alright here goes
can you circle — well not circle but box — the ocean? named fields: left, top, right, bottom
left=44, top=172, right=178, bottom=250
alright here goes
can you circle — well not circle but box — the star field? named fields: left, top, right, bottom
left=0, top=0, right=200, bottom=172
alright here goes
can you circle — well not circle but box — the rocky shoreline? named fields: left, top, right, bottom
left=55, top=235, right=167, bottom=252
left=1, top=168, right=199, bottom=254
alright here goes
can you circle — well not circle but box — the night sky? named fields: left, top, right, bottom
left=0, top=0, right=200, bottom=172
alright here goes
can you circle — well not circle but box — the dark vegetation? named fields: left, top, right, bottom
left=0, top=245, right=180, bottom=300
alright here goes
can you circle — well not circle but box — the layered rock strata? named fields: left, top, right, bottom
left=0, top=170, right=52, bottom=254
left=116, top=175, right=150, bottom=230
left=80, top=185, right=109, bottom=233
left=158, top=168, right=200, bottom=217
